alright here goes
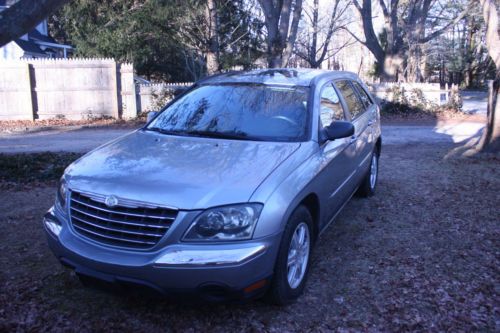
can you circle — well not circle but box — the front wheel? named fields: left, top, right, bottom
left=266, top=205, right=313, bottom=305
left=357, top=148, right=379, bottom=197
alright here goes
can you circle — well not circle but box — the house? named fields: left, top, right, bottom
left=0, top=0, right=72, bottom=60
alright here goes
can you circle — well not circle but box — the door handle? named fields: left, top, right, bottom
left=349, top=135, right=357, bottom=144
left=368, top=119, right=374, bottom=126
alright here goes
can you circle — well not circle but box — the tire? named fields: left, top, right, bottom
left=266, top=205, right=314, bottom=305
left=77, top=274, right=95, bottom=287
left=357, top=147, right=380, bottom=197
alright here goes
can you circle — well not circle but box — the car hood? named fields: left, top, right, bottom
left=65, top=130, right=301, bottom=209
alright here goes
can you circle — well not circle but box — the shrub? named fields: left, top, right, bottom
left=441, top=86, right=463, bottom=112
left=381, top=86, right=426, bottom=115
left=380, top=85, right=462, bottom=117
left=148, top=88, right=176, bottom=113
left=138, top=86, right=188, bottom=120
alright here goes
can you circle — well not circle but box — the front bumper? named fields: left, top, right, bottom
left=43, top=208, right=280, bottom=300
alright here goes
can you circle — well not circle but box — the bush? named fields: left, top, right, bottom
left=381, top=86, right=428, bottom=115
left=138, top=86, right=188, bottom=120
left=441, top=86, right=463, bottom=112
left=148, top=89, right=176, bottom=113
left=381, top=85, right=462, bottom=117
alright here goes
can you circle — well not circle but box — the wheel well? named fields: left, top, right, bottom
left=376, top=137, right=382, bottom=155
left=299, top=193, right=320, bottom=241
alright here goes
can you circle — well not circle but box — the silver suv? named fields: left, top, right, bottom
left=43, top=69, right=381, bottom=304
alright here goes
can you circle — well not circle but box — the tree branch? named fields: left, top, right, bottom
left=339, top=26, right=367, bottom=46
left=419, top=4, right=470, bottom=43
left=0, top=0, right=71, bottom=47
left=378, top=0, right=390, bottom=19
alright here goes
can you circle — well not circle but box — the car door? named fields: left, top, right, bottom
left=351, top=80, right=378, bottom=164
left=316, top=82, right=359, bottom=225
left=333, top=80, right=372, bottom=183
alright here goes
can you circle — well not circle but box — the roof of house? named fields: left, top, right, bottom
left=14, top=39, right=46, bottom=55
left=28, top=29, right=58, bottom=45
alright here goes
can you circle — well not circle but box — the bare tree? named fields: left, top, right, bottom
left=176, top=0, right=260, bottom=76
left=0, top=0, right=70, bottom=47
left=257, top=0, right=304, bottom=67
left=479, top=0, right=499, bottom=152
left=349, top=0, right=390, bottom=79
left=350, top=0, right=469, bottom=82
left=175, top=1, right=219, bottom=76
left=205, top=0, right=220, bottom=74
left=294, top=0, right=353, bottom=68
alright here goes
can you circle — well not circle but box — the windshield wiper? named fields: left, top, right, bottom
left=185, top=130, right=258, bottom=141
left=146, top=127, right=260, bottom=141
left=145, top=127, right=187, bottom=136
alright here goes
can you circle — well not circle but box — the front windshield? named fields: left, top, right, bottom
left=147, top=84, right=310, bottom=142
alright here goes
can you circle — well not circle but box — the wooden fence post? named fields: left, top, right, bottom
left=119, top=63, right=138, bottom=119
left=25, top=62, right=35, bottom=121
left=111, top=60, right=121, bottom=119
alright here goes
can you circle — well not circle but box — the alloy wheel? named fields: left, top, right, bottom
left=370, top=154, right=378, bottom=190
left=287, top=222, right=310, bottom=289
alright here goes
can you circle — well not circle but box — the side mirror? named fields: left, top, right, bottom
left=147, top=111, right=158, bottom=123
left=323, top=121, right=355, bottom=141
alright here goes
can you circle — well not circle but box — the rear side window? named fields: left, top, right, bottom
left=335, top=80, right=365, bottom=119
left=319, top=84, right=345, bottom=127
left=352, top=81, right=373, bottom=108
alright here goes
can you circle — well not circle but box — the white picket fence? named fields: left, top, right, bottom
left=0, top=57, right=458, bottom=120
left=136, top=82, right=193, bottom=113
left=0, top=58, right=138, bottom=120
left=369, top=82, right=455, bottom=105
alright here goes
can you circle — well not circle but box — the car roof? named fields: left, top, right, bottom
left=198, top=68, right=360, bottom=87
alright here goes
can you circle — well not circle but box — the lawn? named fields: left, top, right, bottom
left=0, top=143, right=498, bottom=332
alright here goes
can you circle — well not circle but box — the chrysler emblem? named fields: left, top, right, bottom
left=105, top=195, right=118, bottom=208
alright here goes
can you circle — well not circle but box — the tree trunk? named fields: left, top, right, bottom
left=353, top=0, right=397, bottom=81
left=258, top=0, right=303, bottom=68
left=268, top=53, right=283, bottom=68
left=479, top=77, right=500, bottom=152
left=205, top=0, right=220, bottom=75
left=464, top=16, right=476, bottom=88
left=479, top=0, right=500, bottom=152
left=281, top=0, right=303, bottom=67
left=309, top=0, right=319, bottom=68
left=0, top=0, right=70, bottom=47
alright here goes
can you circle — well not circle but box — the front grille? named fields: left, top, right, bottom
left=69, top=191, right=177, bottom=249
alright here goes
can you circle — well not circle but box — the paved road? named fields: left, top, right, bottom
left=0, top=121, right=485, bottom=153
left=0, top=128, right=131, bottom=153
left=382, top=121, right=484, bottom=145
left=461, top=90, right=488, bottom=114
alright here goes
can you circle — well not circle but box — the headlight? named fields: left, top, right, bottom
left=57, top=179, right=68, bottom=208
left=183, top=204, right=263, bottom=241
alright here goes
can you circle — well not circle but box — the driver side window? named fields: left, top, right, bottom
left=319, top=83, right=345, bottom=128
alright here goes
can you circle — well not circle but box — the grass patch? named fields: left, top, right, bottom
left=0, top=152, right=82, bottom=183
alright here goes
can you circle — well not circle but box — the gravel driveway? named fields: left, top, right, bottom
left=0, top=121, right=486, bottom=153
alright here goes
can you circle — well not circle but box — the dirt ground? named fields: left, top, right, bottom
left=0, top=143, right=498, bottom=332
